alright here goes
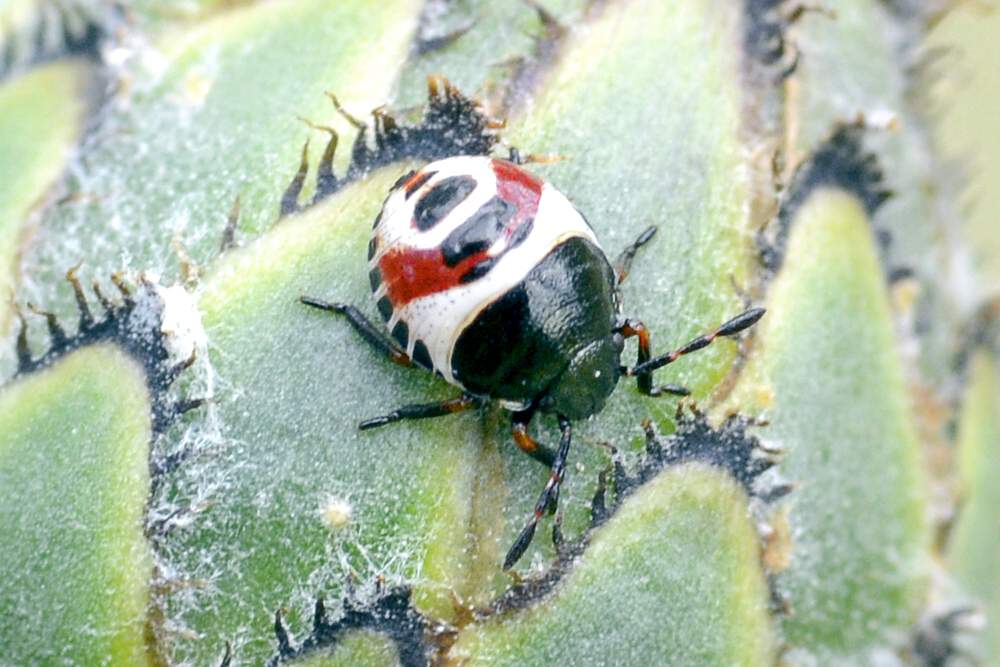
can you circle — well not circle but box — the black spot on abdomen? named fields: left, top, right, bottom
left=414, top=175, right=477, bottom=231
left=441, top=196, right=516, bottom=267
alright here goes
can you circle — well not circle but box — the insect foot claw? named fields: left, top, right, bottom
left=717, top=307, right=766, bottom=337
left=503, top=521, right=538, bottom=571
left=299, top=295, right=346, bottom=313
left=650, top=383, right=690, bottom=397
left=358, top=414, right=392, bottom=430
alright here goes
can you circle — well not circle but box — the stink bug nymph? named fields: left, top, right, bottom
left=301, top=155, right=764, bottom=570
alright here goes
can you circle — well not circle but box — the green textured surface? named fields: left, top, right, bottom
left=451, top=465, right=775, bottom=666
left=290, top=631, right=399, bottom=667
left=0, top=345, right=153, bottom=666
left=786, top=0, right=959, bottom=386
left=506, top=0, right=750, bottom=406
left=393, top=0, right=589, bottom=108
left=950, top=351, right=1000, bottom=663
left=0, top=60, right=85, bottom=334
left=5, top=2, right=988, bottom=665
left=128, top=0, right=258, bottom=23
left=485, top=0, right=754, bottom=567
left=732, top=189, right=930, bottom=663
left=20, top=0, right=421, bottom=313
left=163, top=167, right=490, bottom=664
left=928, top=3, right=1000, bottom=292
left=786, top=1, right=900, bottom=158
left=161, top=4, right=762, bottom=661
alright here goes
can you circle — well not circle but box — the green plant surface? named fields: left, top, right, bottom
left=506, top=0, right=751, bottom=409
left=156, top=2, right=768, bottom=661
left=949, top=350, right=1000, bottom=663
left=19, top=0, right=421, bottom=314
left=6, top=2, right=996, bottom=665
left=785, top=2, right=901, bottom=158
left=927, top=3, right=1000, bottom=292
left=163, top=166, right=496, bottom=664
left=128, top=0, right=258, bottom=24
left=0, top=345, right=154, bottom=666
left=730, top=188, right=930, bottom=663
left=785, top=0, right=960, bottom=387
left=0, top=60, right=87, bottom=335
left=393, top=0, right=589, bottom=108
left=480, top=0, right=756, bottom=564
left=451, top=465, right=775, bottom=666
left=292, top=631, right=399, bottom=667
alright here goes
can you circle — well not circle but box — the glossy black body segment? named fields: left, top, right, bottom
left=450, top=236, right=622, bottom=419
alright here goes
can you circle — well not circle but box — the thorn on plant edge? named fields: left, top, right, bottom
left=9, top=269, right=207, bottom=445
left=758, top=122, right=893, bottom=276
left=487, top=406, right=787, bottom=615
left=265, top=583, right=435, bottom=667
left=280, top=76, right=501, bottom=219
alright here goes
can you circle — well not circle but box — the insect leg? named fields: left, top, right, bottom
left=503, top=416, right=572, bottom=570
left=512, top=407, right=556, bottom=468
left=300, top=295, right=412, bottom=366
left=358, top=394, right=478, bottom=430
left=613, top=225, right=657, bottom=286
left=624, top=307, right=766, bottom=378
left=617, top=319, right=690, bottom=397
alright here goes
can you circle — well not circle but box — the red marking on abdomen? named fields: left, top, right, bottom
left=380, top=161, right=543, bottom=308
left=379, top=246, right=488, bottom=307
left=492, top=159, right=542, bottom=221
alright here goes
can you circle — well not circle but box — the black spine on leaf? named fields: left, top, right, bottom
left=8, top=270, right=205, bottom=437
left=265, top=584, right=433, bottom=667
left=487, top=407, right=788, bottom=616
left=760, top=124, right=894, bottom=273
left=743, top=0, right=787, bottom=67
left=0, top=3, right=117, bottom=81
left=281, top=78, right=500, bottom=217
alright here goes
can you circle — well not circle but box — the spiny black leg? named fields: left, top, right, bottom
left=614, top=225, right=657, bottom=286
left=618, top=318, right=690, bottom=397
left=626, top=307, right=766, bottom=378
left=358, top=394, right=478, bottom=430
left=511, top=407, right=556, bottom=468
left=300, top=295, right=412, bottom=367
left=503, top=416, right=572, bottom=570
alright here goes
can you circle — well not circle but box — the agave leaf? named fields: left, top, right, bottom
left=0, top=60, right=88, bottom=337
left=6, top=2, right=990, bottom=665
left=949, top=350, right=1000, bottom=662
left=729, top=189, right=930, bottom=662
left=393, top=0, right=589, bottom=108
left=18, top=0, right=421, bottom=315
left=0, top=345, right=154, bottom=665
left=290, top=630, right=400, bottom=667
left=162, top=167, right=495, bottom=664
left=784, top=0, right=961, bottom=387
left=451, top=465, right=775, bottom=666
left=481, top=0, right=757, bottom=567
left=926, top=4, right=1000, bottom=290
